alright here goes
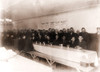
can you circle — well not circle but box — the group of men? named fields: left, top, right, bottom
left=1, top=27, right=89, bottom=52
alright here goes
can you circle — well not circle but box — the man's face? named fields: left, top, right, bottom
left=23, top=36, right=26, bottom=39
left=78, top=36, right=83, bottom=41
left=56, top=35, right=59, bottom=39
left=62, top=36, right=66, bottom=40
left=11, top=35, right=14, bottom=38
left=71, top=37, right=75, bottom=41
left=7, top=34, right=9, bottom=37
left=47, top=36, right=50, bottom=40
left=81, top=28, right=85, bottom=32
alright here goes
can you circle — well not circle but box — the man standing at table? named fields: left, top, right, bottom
left=69, top=36, right=78, bottom=48
left=77, top=35, right=87, bottom=50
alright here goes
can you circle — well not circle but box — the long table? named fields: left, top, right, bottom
left=31, top=44, right=98, bottom=72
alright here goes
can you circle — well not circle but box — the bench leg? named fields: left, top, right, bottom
left=36, top=57, right=40, bottom=61
left=46, top=58, right=55, bottom=67
left=31, top=54, right=36, bottom=59
left=31, top=54, right=40, bottom=61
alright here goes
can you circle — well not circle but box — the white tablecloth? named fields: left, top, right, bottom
left=33, top=44, right=98, bottom=64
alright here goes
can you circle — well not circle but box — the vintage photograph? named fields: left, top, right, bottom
left=0, top=0, right=100, bottom=72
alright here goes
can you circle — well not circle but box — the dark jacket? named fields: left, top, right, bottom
left=24, top=38, right=34, bottom=52
left=69, top=40, right=78, bottom=48
left=77, top=40, right=87, bottom=49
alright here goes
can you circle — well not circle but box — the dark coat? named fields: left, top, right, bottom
left=53, top=39, right=60, bottom=46
left=18, top=38, right=26, bottom=51
left=77, top=40, right=87, bottom=49
left=60, top=39, right=69, bottom=46
left=24, top=38, right=33, bottom=52
left=69, top=40, right=78, bottom=48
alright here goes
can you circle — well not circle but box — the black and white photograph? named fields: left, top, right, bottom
left=0, top=0, right=100, bottom=72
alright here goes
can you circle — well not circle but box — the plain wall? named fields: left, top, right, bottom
left=13, top=5, right=100, bottom=33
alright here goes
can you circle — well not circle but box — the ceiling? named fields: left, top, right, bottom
left=0, top=0, right=23, bottom=9
left=0, top=0, right=99, bottom=20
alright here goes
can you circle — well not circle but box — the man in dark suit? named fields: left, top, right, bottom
left=49, top=29, right=56, bottom=43
left=69, top=37, right=78, bottom=48
left=37, top=31, right=42, bottom=43
left=60, top=35, right=68, bottom=47
left=68, top=27, right=76, bottom=41
left=18, top=35, right=26, bottom=51
left=77, top=35, right=87, bottom=49
left=44, top=35, right=50, bottom=44
left=10, top=34, right=15, bottom=46
left=5, top=33, right=10, bottom=46
left=24, top=36, right=34, bottom=52
left=58, top=30, right=63, bottom=41
left=53, top=35, right=60, bottom=45
left=79, top=27, right=89, bottom=44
